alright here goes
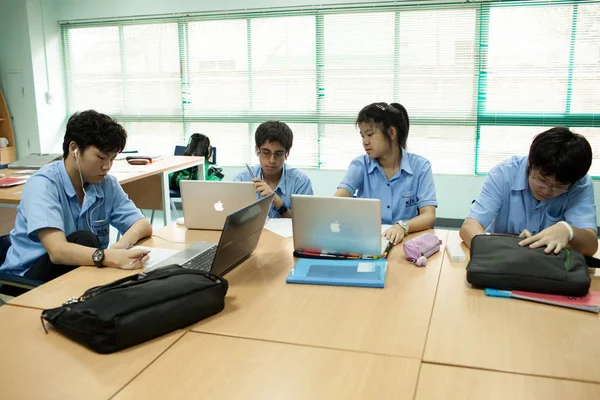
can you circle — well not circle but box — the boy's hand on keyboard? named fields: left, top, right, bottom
left=105, top=248, right=151, bottom=270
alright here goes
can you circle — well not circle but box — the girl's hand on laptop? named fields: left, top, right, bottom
left=104, top=248, right=151, bottom=270
left=383, top=224, right=406, bottom=246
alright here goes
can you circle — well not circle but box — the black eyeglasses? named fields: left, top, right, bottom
left=257, top=149, right=286, bottom=160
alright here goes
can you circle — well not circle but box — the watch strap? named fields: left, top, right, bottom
left=276, top=203, right=288, bottom=216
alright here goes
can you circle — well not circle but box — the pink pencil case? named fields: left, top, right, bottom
left=403, top=233, right=442, bottom=267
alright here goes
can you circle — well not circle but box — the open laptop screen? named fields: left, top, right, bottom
left=211, top=193, right=274, bottom=276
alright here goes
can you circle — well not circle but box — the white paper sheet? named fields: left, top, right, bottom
left=264, top=218, right=294, bottom=238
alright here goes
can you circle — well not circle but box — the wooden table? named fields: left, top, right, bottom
left=423, top=231, right=600, bottom=383
left=153, top=224, right=450, bottom=359
left=0, top=155, right=204, bottom=225
left=113, top=331, right=421, bottom=400
left=415, top=363, right=600, bottom=400
left=0, top=305, right=184, bottom=400
left=4, top=226, right=600, bottom=398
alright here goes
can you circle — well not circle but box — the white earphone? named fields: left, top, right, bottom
left=72, top=146, right=104, bottom=231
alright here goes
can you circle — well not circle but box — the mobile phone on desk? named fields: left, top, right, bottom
left=245, top=163, right=256, bottom=179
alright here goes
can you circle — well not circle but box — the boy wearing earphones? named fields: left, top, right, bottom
left=233, top=121, right=313, bottom=218
left=0, top=110, right=152, bottom=285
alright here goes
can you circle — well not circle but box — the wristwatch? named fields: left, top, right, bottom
left=92, top=248, right=105, bottom=268
left=396, top=220, right=409, bottom=236
left=276, top=203, right=289, bottom=216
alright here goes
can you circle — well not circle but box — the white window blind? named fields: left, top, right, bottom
left=251, top=16, right=316, bottom=113
left=61, top=1, right=600, bottom=177
left=478, top=2, right=600, bottom=177
left=323, top=12, right=395, bottom=116
left=187, top=19, right=248, bottom=113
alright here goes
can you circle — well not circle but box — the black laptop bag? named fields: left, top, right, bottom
left=41, top=265, right=228, bottom=354
left=466, top=234, right=593, bottom=297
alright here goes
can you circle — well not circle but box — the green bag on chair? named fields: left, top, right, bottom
left=168, top=133, right=223, bottom=191
left=169, top=164, right=223, bottom=191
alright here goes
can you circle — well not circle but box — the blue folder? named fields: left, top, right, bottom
left=286, top=258, right=387, bottom=288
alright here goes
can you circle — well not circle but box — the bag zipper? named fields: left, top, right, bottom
left=420, top=242, right=440, bottom=257
left=66, top=267, right=223, bottom=304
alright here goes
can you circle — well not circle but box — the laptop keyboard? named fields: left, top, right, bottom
left=181, top=245, right=218, bottom=272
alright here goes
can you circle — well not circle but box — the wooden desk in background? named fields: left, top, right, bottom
left=423, top=230, right=600, bottom=383
left=0, top=305, right=184, bottom=400
left=0, top=155, right=204, bottom=225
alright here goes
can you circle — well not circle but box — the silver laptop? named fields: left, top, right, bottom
left=9, top=153, right=62, bottom=169
left=147, top=194, right=274, bottom=274
left=180, top=181, right=257, bottom=230
left=291, top=195, right=383, bottom=257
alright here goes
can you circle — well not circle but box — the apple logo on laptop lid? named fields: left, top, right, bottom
left=214, top=200, right=224, bottom=212
left=330, top=220, right=341, bottom=233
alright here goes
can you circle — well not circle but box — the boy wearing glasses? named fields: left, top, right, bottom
left=234, top=121, right=313, bottom=218
left=460, top=127, right=597, bottom=256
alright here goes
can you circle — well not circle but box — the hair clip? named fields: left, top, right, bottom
left=375, top=104, right=385, bottom=111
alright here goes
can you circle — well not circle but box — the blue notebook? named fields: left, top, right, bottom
left=286, top=258, right=387, bottom=288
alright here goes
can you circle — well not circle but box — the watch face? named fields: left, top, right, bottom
left=93, top=249, right=103, bottom=262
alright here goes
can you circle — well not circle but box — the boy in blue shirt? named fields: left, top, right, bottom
left=0, top=110, right=152, bottom=285
left=234, top=121, right=313, bottom=219
left=335, top=102, right=437, bottom=246
left=460, top=127, right=597, bottom=256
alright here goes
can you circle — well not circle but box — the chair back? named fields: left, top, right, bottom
left=174, top=145, right=186, bottom=156
left=0, top=234, right=11, bottom=266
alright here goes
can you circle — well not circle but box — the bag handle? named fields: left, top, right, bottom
left=201, top=271, right=229, bottom=293
left=79, top=266, right=228, bottom=302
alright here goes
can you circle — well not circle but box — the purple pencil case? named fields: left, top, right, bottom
left=403, top=233, right=442, bottom=267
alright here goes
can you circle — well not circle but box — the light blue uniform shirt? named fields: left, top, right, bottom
left=469, top=156, right=597, bottom=235
left=234, top=163, right=314, bottom=219
left=338, top=150, right=438, bottom=225
left=0, top=161, right=145, bottom=276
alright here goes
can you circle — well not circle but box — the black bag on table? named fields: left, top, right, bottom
left=41, top=265, right=228, bottom=354
left=466, top=234, right=594, bottom=297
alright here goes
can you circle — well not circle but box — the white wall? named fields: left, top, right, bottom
left=26, top=0, right=68, bottom=154
left=0, top=0, right=41, bottom=157
left=1, top=0, right=599, bottom=226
